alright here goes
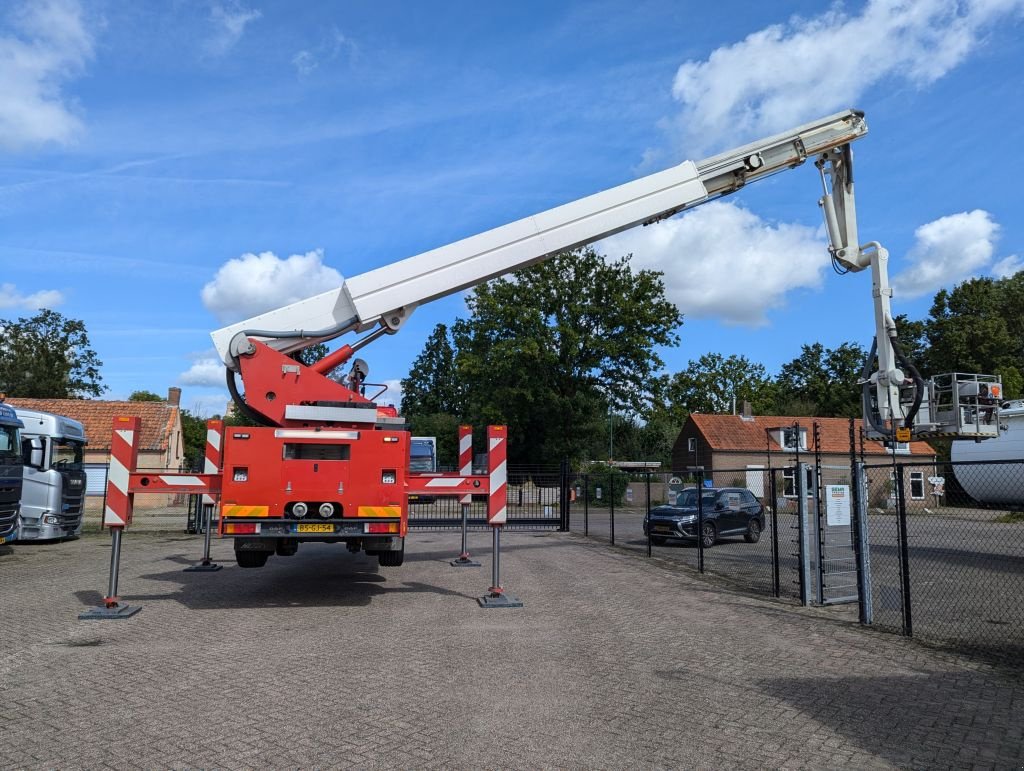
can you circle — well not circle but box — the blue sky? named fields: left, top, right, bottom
left=1, top=0, right=1022, bottom=416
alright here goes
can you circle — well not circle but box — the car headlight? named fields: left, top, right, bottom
left=678, top=515, right=697, bottom=524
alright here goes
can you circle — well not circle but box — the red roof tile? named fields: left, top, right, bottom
left=5, top=398, right=179, bottom=451
left=689, top=413, right=935, bottom=456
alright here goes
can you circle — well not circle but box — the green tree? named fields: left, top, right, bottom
left=129, top=390, right=164, bottom=402
left=0, top=309, right=105, bottom=398
left=179, top=410, right=209, bottom=469
left=452, top=247, right=682, bottom=465
left=292, top=343, right=328, bottom=368
left=923, top=274, right=1024, bottom=398
left=657, top=353, right=775, bottom=417
left=775, top=341, right=866, bottom=417
left=400, top=324, right=463, bottom=416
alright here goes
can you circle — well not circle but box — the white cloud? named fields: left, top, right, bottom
left=377, top=379, right=403, bottom=411
left=598, top=201, right=826, bottom=326
left=178, top=356, right=225, bottom=387
left=666, top=0, right=1024, bottom=155
left=201, top=248, right=343, bottom=323
left=204, top=1, right=261, bottom=58
left=891, top=210, right=999, bottom=298
left=0, top=0, right=95, bottom=150
left=0, top=282, right=64, bottom=310
left=292, top=27, right=357, bottom=76
left=992, top=254, right=1022, bottom=279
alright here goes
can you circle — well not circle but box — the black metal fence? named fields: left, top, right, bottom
left=567, top=466, right=790, bottom=600
left=407, top=465, right=567, bottom=531
left=566, top=456, right=1024, bottom=667
left=862, top=458, right=1024, bottom=664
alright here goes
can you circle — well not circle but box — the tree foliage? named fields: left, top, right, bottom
left=179, top=410, right=209, bottom=469
left=921, top=274, right=1024, bottom=398
left=129, top=390, right=164, bottom=402
left=451, top=247, right=682, bottom=465
left=0, top=309, right=105, bottom=398
left=399, top=324, right=462, bottom=416
left=656, top=353, right=775, bottom=418
left=775, top=342, right=866, bottom=417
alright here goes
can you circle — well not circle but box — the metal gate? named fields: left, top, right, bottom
left=408, top=467, right=566, bottom=531
left=816, top=464, right=859, bottom=605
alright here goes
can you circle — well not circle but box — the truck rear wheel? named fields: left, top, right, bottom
left=236, top=550, right=269, bottom=568
left=378, top=547, right=404, bottom=567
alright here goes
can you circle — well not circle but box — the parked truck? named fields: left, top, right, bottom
left=14, top=407, right=87, bottom=541
left=0, top=402, right=24, bottom=546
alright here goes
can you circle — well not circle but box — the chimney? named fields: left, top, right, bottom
left=740, top=400, right=754, bottom=422
left=167, top=387, right=181, bottom=406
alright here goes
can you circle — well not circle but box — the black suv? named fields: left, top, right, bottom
left=643, top=487, right=765, bottom=548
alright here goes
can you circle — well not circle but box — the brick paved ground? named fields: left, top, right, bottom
left=1, top=530, right=1021, bottom=769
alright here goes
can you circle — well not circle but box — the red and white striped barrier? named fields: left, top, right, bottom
left=104, top=416, right=140, bottom=528
left=459, top=424, right=472, bottom=504
left=202, top=419, right=224, bottom=508
left=487, top=425, right=507, bottom=526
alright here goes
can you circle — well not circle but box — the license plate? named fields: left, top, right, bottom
left=297, top=523, right=334, bottom=533
left=654, top=526, right=672, bottom=533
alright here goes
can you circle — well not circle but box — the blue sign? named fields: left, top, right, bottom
left=703, top=479, right=714, bottom=488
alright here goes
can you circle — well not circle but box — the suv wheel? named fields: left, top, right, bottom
left=700, top=522, right=716, bottom=548
left=744, top=519, right=762, bottom=544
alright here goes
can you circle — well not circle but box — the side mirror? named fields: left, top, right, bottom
left=23, top=437, right=44, bottom=470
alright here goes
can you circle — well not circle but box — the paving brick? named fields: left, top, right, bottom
left=0, top=530, right=1021, bottom=768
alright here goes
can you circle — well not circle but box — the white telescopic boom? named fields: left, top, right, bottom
left=212, top=110, right=867, bottom=367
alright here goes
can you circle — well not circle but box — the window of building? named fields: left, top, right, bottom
left=883, top=440, right=911, bottom=454
left=910, top=471, right=925, bottom=500
left=783, top=466, right=815, bottom=498
left=777, top=427, right=808, bottom=451
left=687, top=437, right=696, bottom=452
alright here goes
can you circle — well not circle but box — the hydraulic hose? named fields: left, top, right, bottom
left=888, top=334, right=925, bottom=429
left=225, top=368, right=275, bottom=427
left=860, top=337, right=893, bottom=439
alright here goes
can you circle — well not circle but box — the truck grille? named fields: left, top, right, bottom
left=59, top=471, right=86, bottom=530
left=0, top=488, right=18, bottom=538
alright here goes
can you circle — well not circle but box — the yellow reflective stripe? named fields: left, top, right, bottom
left=357, top=505, right=401, bottom=518
left=222, top=505, right=270, bottom=518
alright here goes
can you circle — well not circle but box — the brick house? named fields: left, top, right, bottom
left=672, top=412, right=938, bottom=503
left=7, top=388, right=186, bottom=504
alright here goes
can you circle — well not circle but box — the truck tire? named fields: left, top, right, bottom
left=236, top=550, right=269, bottom=568
left=378, top=548, right=405, bottom=567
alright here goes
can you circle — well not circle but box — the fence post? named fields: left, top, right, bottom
left=696, top=468, right=705, bottom=573
left=853, top=461, right=873, bottom=624
left=559, top=457, right=570, bottom=532
left=609, top=467, right=615, bottom=545
left=796, top=462, right=811, bottom=606
left=895, top=465, right=913, bottom=636
left=770, top=471, right=780, bottom=598
left=584, top=474, right=589, bottom=536
left=645, top=472, right=652, bottom=558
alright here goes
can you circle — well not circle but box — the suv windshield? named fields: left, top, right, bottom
left=675, top=489, right=717, bottom=507
left=52, top=439, right=84, bottom=468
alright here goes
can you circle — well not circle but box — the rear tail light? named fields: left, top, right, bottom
left=225, top=523, right=260, bottom=534
left=318, top=502, right=335, bottom=519
left=365, top=522, right=399, bottom=534
left=292, top=502, right=308, bottom=518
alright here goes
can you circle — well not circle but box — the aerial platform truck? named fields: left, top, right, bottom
left=100, top=109, right=1001, bottom=581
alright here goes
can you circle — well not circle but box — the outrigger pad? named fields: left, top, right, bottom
left=478, top=592, right=523, bottom=609
left=184, top=562, right=223, bottom=572
left=450, top=557, right=481, bottom=567
left=79, top=604, right=142, bottom=620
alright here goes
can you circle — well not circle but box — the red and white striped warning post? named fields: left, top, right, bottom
left=185, top=419, right=225, bottom=572
left=451, top=425, right=481, bottom=567
left=480, top=425, right=521, bottom=608
left=81, top=417, right=142, bottom=619
left=459, top=425, right=473, bottom=505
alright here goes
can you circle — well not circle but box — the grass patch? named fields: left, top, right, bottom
left=993, top=511, right=1024, bottom=523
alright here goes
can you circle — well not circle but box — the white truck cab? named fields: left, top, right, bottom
left=15, top=408, right=88, bottom=541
